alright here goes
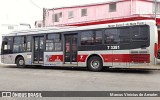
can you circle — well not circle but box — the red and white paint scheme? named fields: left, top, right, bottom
left=1, top=20, right=159, bottom=71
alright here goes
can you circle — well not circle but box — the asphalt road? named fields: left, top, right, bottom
left=0, top=63, right=160, bottom=100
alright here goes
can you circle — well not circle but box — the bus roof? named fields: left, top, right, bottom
left=2, top=20, right=156, bottom=36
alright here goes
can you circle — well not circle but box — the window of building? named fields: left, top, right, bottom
left=104, top=29, right=119, bottom=44
left=81, top=9, right=87, bottom=16
left=53, top=12, right=62, bottom=22
left=68, top=11, right=74, bottom=19
left=59, top=12, right=62, bottom=18
left=13, top=36, right=25, bottom=52
left=8, top=26, right=14, bottom=30
left=153, top=3, right=160, bottom=13
left=109, top=3, right=116, bottom=12
left=46, top=34, right=61, bottom=51
left=53, top=14, right=59, bottom=22
left=38, top=24, right=41, bottom=27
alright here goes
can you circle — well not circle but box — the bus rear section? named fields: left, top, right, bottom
left=157, top=30, right=160, bottom=59
left=78, top=21, right=158, bottom=69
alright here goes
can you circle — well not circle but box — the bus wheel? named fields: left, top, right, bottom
left=88, top=56, right=103, bottom=72
left=16, top=57, right=25, bottom=68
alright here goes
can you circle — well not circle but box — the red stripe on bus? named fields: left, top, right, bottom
left=48, top=54, right=150, bottom=63
left=77, top=55, right=88, bottom=62
left=101, top=54, right=150, bottom=63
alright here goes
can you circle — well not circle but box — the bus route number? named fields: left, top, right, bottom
left=107, top=46, right=120, bottom=50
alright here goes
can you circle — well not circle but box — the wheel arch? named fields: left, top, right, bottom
left=15, top=55, right=24, bottom=64
left=86, top=54, right=104, bottom=66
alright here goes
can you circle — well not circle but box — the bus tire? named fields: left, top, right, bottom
left=16, top=57, right=25, bottom=68
left=88, top=56, right=103, bottom=72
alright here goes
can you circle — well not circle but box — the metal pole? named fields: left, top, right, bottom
left=155, top=0, right=157, bottom=21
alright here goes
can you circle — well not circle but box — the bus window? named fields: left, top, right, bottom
left=55, top=42, right=61, bottom=51
left=104, top=29, right=119, bottom=44
left=95, top=30, right=102, bottom=45
left=139, top=25, right=149, bottom=41
left=46, top=40, right=54, bottom=51
left=81, top=30, right=102, bottom=45
left=13, top=36, right=25, bottom=53
left=46, top=34, right=61, bottom=51
left=4, top=43, right=8, bottom=50
left=119, top=27, right=130, bottom=44
left=3, top=41, right=10, bottom=50
left=26, top=36, right=32, bottom=52
left=131, top=26, right=149, bottom=41
left=1, top=37, right=13, bottom=54
left=81, top=31, right=94, bottom=45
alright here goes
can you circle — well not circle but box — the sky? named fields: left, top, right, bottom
left=0, top=0, right=114, bottom=28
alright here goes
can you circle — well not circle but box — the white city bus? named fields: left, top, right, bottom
left=1, top=20, right=159, bottom=71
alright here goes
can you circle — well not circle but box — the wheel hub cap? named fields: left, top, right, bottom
left=91, top=60, right=99, bottom=69
left=19, top=60, right=24, bottom=65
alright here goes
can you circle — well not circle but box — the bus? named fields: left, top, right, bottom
left=0, top=20, right=159, bottom=71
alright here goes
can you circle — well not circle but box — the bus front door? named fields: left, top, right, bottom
left=33, top=36, right=44, bottom=64
left=64, top=34, right=77, bottom=65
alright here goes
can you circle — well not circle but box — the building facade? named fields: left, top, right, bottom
left=35, top=20, right=43, bottom=28
left=36, top=0, right=160, bottom=27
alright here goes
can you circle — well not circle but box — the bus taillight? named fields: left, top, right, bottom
left=154, top=43, right=158, bottom=58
